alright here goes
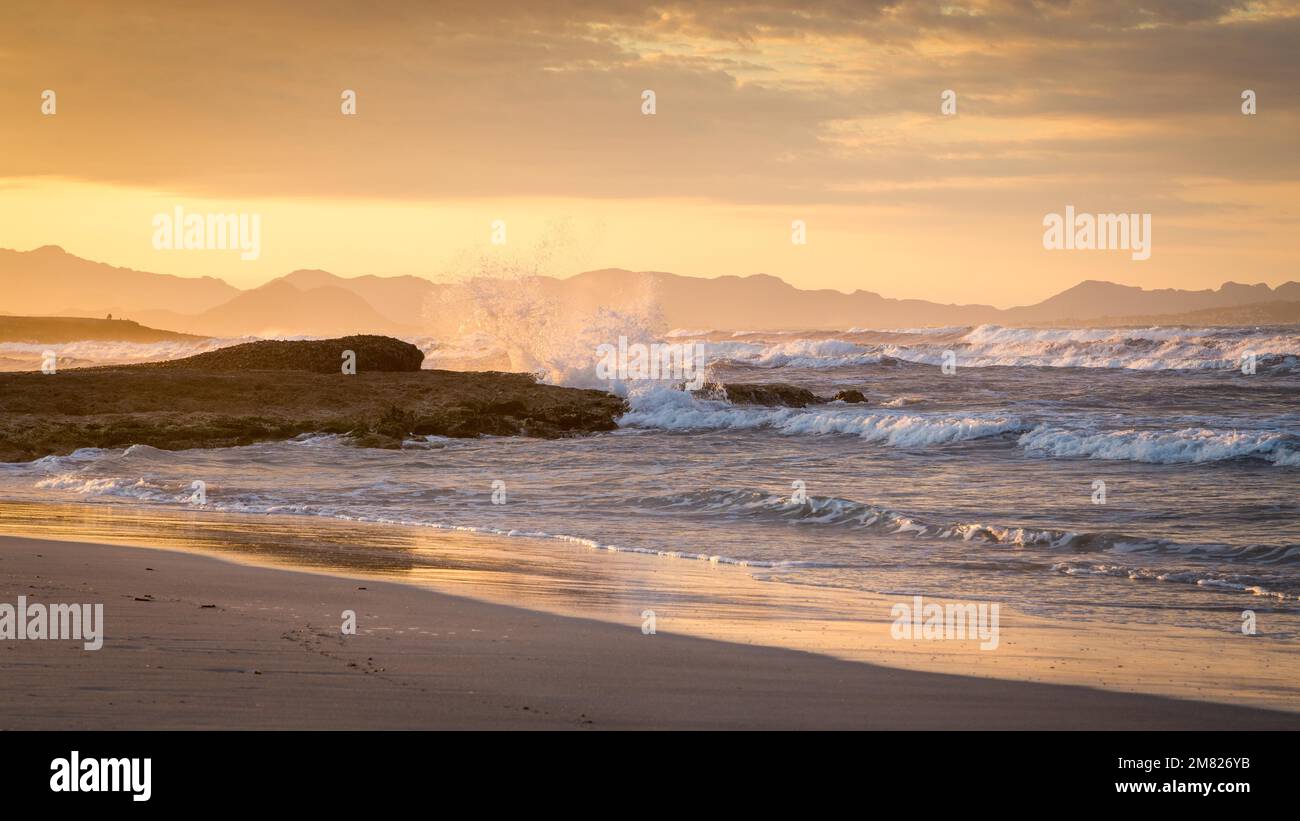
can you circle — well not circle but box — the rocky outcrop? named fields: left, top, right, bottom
left=693, top=382, right=868, bottom=408
left=831, top=389, right=868, bottom=403
left=0, top=338, right=627, bottom=460
left=144, top=335, right=424, bottom=373
left=693, top=382, right=821, bottom=407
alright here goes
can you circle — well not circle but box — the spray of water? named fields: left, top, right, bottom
left=419, top=225, right=682, bottom=392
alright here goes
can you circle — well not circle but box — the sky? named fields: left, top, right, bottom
left=1, top=0, right=1297, bottom=307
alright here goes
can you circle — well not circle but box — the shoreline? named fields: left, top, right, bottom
left=2, top=532, right=1298, bottom=729
left=1, top=501, right=1298, bottom=723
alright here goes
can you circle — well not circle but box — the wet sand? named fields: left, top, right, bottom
left=1, top=533, right=1297, bottom=730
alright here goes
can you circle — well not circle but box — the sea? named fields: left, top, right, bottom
left=2, top=323, right=1297, bottom=637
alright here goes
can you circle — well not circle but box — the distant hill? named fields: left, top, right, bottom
left=132, top=280, right=403, bottom=337
left=278, top=269, right=439, bottom=329
left=0, top=246, right=238, bottom=316
left=0, top=315, right=200, bottom=343
left=566, top=269, right=1002, bottom=330
left=1, top=246, right=1295, bottom=334
left=1030, top=299, right=1300, bottom=328
left=538, top=269, right=1298, bottom=330
left=1001, top=280, right=1300, bottom=325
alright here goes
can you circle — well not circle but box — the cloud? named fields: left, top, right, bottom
left=0, top=0, right=1296, bottom=214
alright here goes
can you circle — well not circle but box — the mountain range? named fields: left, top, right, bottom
left=2, top=246, right=1296, bottom=337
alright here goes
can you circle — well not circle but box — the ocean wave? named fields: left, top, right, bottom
left=1051, top=561, right=1297, bottom=601
left=11, top=435, right=1296, bottom=607
left=880, top=395, right=927, bottom=408
left=6, top=447, right=122, bottom=471
left=33, top=473, right=186, bottom=503
left=932, top=324, right=1300, bottom=371
left=618, top=390, right=1025, bottom=446
left=21, top=471, right=814, bottom=570
left=39, top=463, right=1292, bottom=585
left=639, top=487, right=1300, bottom=568
left=1019, top=425, right=1299, bottom=466
left=618, top=390, right=1300, bottom=465
left=638, top=487, right=1083, bottom=549
left=702, top=338, right=883, bottom=369
left=678, top=324, right=1300, bottom=373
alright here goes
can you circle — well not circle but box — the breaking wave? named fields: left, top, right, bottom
left=618, top=390, right=1025, bottom=446
left=669, top=324, right=1300, bottom=373
left=1019, top=426, right=1300, bottom=466
left=616, top=390, right=1299, bottom=466
left=1050, top=562, right=1298, bottom=601
left=640, top=487, right=1300, bottom=599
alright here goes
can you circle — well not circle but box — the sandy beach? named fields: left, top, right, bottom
left=2, top=528, right=1297, bottom=730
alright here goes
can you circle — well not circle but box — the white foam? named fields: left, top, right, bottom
left=1019, top=425, right=1298, bottom=466
left=695, top=324, right=1300, bottom=372
left=1051, top=562, right=1293, bottom=601
left=712, top=338, right=882, bottom=369
left=620, top=390, right=1024, bottom=446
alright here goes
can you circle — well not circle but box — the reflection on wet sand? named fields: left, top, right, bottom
left=3, top=500, right=1299, bottom=713
left=0, top=501, right=781, bottom=625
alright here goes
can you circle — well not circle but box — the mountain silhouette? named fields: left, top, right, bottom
left=1, top=246, right=1295, bottom=335
left=0, top=246, right=237, bottom=316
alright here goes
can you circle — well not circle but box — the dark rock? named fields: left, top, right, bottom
left=0, top=347, right=629, bottom=460
left=831, top=389, right=868, bottom=403
left=694, top=382, right=822, bottom=408
left=145, top=335, right=424, bottom=373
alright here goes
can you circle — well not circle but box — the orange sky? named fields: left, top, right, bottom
left=1, top=0, right=1297, bottom=307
